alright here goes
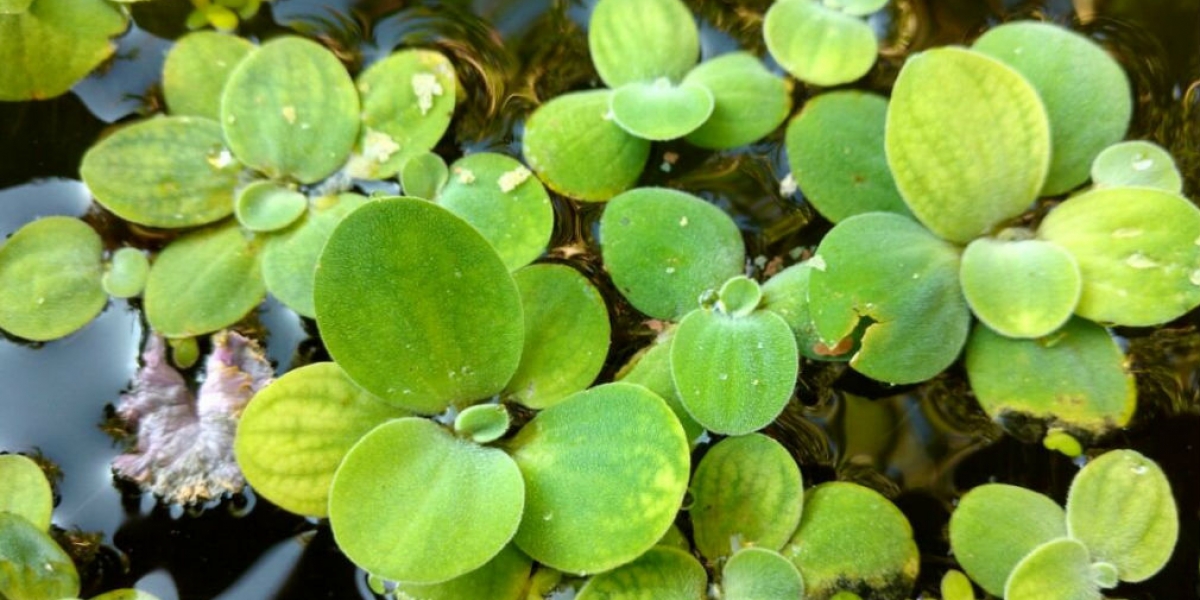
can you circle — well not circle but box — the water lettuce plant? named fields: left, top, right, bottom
left=521, top=0, right=792, bottom=201
left=764, top=0, right=888, bottom=86
left=949, top=449, right=1178, bottom=598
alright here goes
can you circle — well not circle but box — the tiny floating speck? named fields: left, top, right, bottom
left=780, top=173, right=798, bottom=196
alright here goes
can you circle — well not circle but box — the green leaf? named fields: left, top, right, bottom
left=144, top=221, right=265, bottom=338
left=522, top=90, right=651, bottom=202
left=682, top=52, right=792, bottom=150
left=508, top=383, right=690, bottom=575
left=504, top=264, right=611, bottom=409
left=783, top=482, right=919, bottom=600
left=1003, top=538, right=1101, bottom=600
left=576, top=546, right=707, bottom=600
left=393, top=544, right=533, bottom=600
left=610, top=79, right=714, bottom=141
left=0, top=0, right=126, bottom=101
left=80, top=116, right=241, bottom=228
left=1066, top=449, right=1178, bottom=582
left=656, top=524, right=690, bottom=552
left=808, top=212, right=970, bottom=384
left=939, top=570, right=975, bottom=600
left=402, top=151, right=450, bottom=200
left=234, top=362, right=410, bottom=517
left=600, top=187, right=745, bottom=320
left=959, top=237, right=1081, bottom=339
left=0, top=513, right=79, bottom=600
left=823, top=0, right=888, bottom=16
left=947, top=483, right=1067, bottom=597
left=763, top=0, right=878, bottom=87
left=348, top=50, right=456, bottom=180
left=670, top=308, right=798, bottom=435
left=588, top=0, right=699, bottom=88
left=221, top=36, right=359, bottom=184
left=329, top=418, right=525, bottom=584
left=261, top=193, right=367, bottom=318
left=761, top=261, right=855, bottom=361
left=314, top=198, right=523, bottom=412
left=437, top=153, right=553, bottom=271
left=234, top=181, right=308, bottom=232
left=163, top=31, right=255, bottom=120
left=785, top=91, right=910, bottom=223
left=0, top=455, right=52, bottom=530
left=690, top=434, right=803, bottom=561
left=455, top=404, right=511, bottom=444
left=1091, top=140, right=1183, bottom=192
left=973, top=21, right=1132, bottom=196
left=0, top=217, right=105, bottom=341
left=964, top=318, right=1135, bottom=435
left=614, top=330, right=705, bottom=446
left=1037, top=186, right=1200, bottom=326
left=885, top=47, right=1051, bottom=243
left=716, top=276, right=762, bottom=317
left=0, top=0, right=33, bottom=14
left=722, top=547, right=805, bottom=600
left=103, top=247, right=150, bottom=299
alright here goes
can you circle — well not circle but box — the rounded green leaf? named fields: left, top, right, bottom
left=576, top=546, right=706, bottom=600
left=509, top=383, right=690, bottom=575
left=656, top=524, right=690, bottom=552
left=314, top=198, right=523, bottom=412
left=960, top=237, right=1081, bottom=339
left=234, top=181, right=308, bottom=232
left=939, top=570, right=974, bottom=600
left=402, top=151, right=450, bottom=200
left=690, top=434, right=803, bottom=561
left=1004, top=538, right=1101, bottom=600
left=823, top=0, right=888, bottom=16
left=234, top=362, right=411, bottom=517
left=103, top=247, right=150, bottom=299
left=610, top=79, right=714, bottom=141
left=671, top=308, right=798, bottom=435
left=348, top=50, right=456, bottom=180
left=80, top=116, right=241, bottom=228
left=454, top=404, right=511, bottom=444
left=614, top=331, right=705, bottom=446
left=163, top=31, right=256, bottom=120
left=261, top=193, right=368, bottom=318
left=764, top=0, right=878, bottom=86
left=682, top=52, right=792, bottom=149
left=722, top=547, right=805, bottom=600
left=948, top=483, right=1067, bottom=597
left=393, top=544, right=533, bottom=600
left=716, top=276, right=762, bottom=318
left=504, top=264, right=611, bottom=409
left=0, top=217, right=105, bottom=342
left=783, top=482, right=919, bottom=600
left=329, top=418, right=525, bottom=584
left=144, top=221, right=265, bottom=338
left=1037, top=186, right=1200, bottom=326
left=761, top=261, right=855, bottom=361
left=437, top=153, right=553, bottom=271
left=964, top=318, right=1135, bottom=435
left=0, top=0, right=126, bottom=101
left=588, top=0, right=699, bottom=88
left=0, top=455, right=52, bottom=531
left=1091, top=140, right=1183, bottom=193
left=522, top=90, right=651, bottom=202
left=0, top=513, right=79, bottom=600
left=886, top=47, right=1051, bottom=243
left=973, top=21, right=1132, bottom=196
left=785, top=91, right=910, bottom=223
left=1066, top=449, right=1178, bottom=582
left=600, top=187, right=745, bottom=320
left=808, top=212, right=970, bottom=384
left=221, top=36, right=359, bottom=184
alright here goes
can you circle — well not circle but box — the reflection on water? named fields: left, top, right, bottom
left=1, top=0, right=1198, bottom=598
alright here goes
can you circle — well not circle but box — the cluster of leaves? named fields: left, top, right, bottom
left=0, top=454, right=160, bottom=600
left=782, top=21, right=1200, bottom=451
left=949, top=449, right=1178, bottom=599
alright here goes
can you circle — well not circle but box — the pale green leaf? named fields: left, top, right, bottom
left=163, top=31, right=255, bottom=120
left=1091, top=140, right=1183, bottom=192
left=454, top=404, right=511, bottom=444
left=959, top=237, right=1081, bottom=339
left=0, top=455, right=52, bottom=530
left=103, top=247, right=150, bottom=299
left=234, top=181, right=308, bottom=232
left=760, top=261, right=855, bottom=361
left=0, top=513, right=79, bottom=600
left=610, top=79, right=714, bottom=141
left=588, top=0, right=699, bottom=87
left=0, top=217, right=105, bottom=342
left=614, top=330, right=705, bottom=446
left=576, top=547, right=706, bottom=600
left=764, top=0, right=878, bottom=86
left=1004, top=538, right=1101, bottom=600
left=722, top=547, right=805, bottom=600
left=402, top=151, right=450, bottom=200
left=0, top=0, right=126, bottom=101
left=393, top=544, right=532, bottom=600
left=682, top=52, right=792, bottom=150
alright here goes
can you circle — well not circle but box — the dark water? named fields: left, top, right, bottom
left=1, top=0, right=1198, bottom=598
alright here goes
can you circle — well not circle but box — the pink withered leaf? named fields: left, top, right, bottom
left=112, top=330, right=273, bottom=504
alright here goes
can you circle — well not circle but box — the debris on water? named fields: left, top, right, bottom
left=411, top=73, right=444, bottom=115
left=111, top=331, right=273, bottom=505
